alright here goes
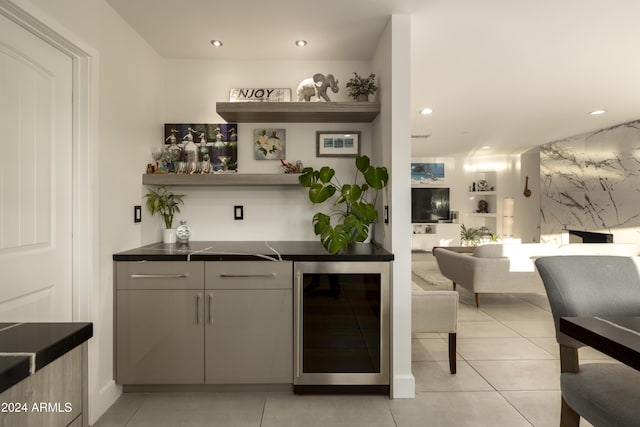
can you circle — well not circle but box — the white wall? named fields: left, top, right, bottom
left=374, top=15, right=414, bottom=398
left=149, top=60, right=376, bottom=243
left=10, top=0, right=163, bottom=423
left=519, top=148, right=541, bottom=242
left=540, top=120, right=640, bottom=247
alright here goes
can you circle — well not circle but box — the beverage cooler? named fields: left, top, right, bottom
left=293, top=261, right=390, bottom=393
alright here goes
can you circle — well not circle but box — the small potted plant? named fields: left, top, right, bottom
left=345, top=72, right=377, bottom=102
left=459, top=223, right=481, bottom=247
left=299, top=155, right=388, bottom=254
left=144, top=186, right=185, bottom=243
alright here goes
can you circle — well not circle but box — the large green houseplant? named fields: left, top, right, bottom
left=299, top=155, right=388, bottom=254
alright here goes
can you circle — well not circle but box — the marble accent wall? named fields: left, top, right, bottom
left=540, top=120, right=640, bottom=240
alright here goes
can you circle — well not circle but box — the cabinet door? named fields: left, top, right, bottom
left=205, top=289, right=292, bottom=384
left=116, top=290, right=204, bottom=384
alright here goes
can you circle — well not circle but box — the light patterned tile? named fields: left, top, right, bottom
left=457, top=320, right=520, bottom=338
left=389, top=391, right=531, bottom=427
left=412, top=337, right=450, bottom=361
left=502, top=320, right=556, bottom=338
left=413, top=360, right=493, bottom=392
left=458, top=337, right=556, bottom=360
left=261, top=394, right=395, bottom=427
left=469, top=360, right=561, bottom=391
left=124, top=392, right=264, bottom=427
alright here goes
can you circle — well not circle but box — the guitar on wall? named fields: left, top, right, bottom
left=523, top=176, right=531, bottom=198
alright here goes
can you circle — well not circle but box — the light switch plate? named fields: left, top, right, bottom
left=234, top=205, right=244, bottom=220
left=134, top=205, right=142, bottom=223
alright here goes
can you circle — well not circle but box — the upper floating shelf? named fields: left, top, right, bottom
left=216, top=102, right=381, bottom=123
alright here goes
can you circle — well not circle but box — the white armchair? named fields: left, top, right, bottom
left=412, top=290, right=458, bottom=374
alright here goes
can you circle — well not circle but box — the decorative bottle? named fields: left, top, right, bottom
left=176, top=220, right=191, bottom=245
left=183, top=128, right=198, bottom=173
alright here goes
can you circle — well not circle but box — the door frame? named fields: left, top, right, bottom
left=0, top=0, right=97, bottom=323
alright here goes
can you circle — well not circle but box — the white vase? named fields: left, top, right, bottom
left=163, top=228, right=177, bottom=244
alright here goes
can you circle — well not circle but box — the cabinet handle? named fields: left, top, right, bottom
left=196, top=294, right=201, bottom=324
left=295, top=271, right=301, bottom=379
left=208, top=293, right=213, bottom=324
left=219, top=273, right=276, bottom=278
left=131, top=273, right=190, bottom=279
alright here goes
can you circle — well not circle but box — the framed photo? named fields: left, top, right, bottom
left=316, top=131, right=361, bottom=157
left=254, top=128, right=286, bottom=160
left=411, top=162, right=445, bottom=184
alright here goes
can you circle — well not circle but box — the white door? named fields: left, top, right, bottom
left=0, top=12, right=73, bottom=321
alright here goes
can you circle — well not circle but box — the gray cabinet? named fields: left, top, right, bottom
left=204, top=261, right=293, bottom=383
left=115, top=260, right=292, bottom=385
left=115, top=261, right=205, bottom=384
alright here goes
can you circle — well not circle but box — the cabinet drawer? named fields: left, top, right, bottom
left=116, top=261, right=204, bottom=290
left=206, top=261, right=292, bottom=290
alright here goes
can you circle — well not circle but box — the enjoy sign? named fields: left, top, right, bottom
left=229, top=88, right=291, bottom=102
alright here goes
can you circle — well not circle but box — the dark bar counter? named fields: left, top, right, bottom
left=113, top=241, right=394, bottom=262
left=0, top=322, right=93, bottom=393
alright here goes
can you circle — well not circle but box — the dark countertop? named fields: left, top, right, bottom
left=0, top=322, right=93, bottom=393
left=113, top=241, right=394, bottom=262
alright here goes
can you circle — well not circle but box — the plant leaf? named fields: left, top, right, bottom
left=340, top=184, right=363, bottom=204
left=318, top=223, right=352, bottom=254
left=298, top=167, right=317, bottom=187
left=308, top=183, right=336, bottom=204
left=344, top=213, right=369, bottom=242
left=350, top=201, right=378, bottom=224
left=355, top=155, right=370, bottom=173
left=312, top=212, right=331, bottom=236
left=318, top=166, right=335, bottom=184
left=363, top=166, right=389, bottom=190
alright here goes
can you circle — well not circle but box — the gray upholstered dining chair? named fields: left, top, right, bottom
left=535, top=255, right=640, bottom=427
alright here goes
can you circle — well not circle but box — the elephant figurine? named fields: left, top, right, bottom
left=296, top=73, right=339, bottom=102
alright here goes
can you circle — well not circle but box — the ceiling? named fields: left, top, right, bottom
left=106, top=0, right=640, bottom=158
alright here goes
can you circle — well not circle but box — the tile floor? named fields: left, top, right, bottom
left=94, top=253, right=602, bottom=427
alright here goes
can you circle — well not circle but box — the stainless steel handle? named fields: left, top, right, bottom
left=196, top=294, right=201, bottom=324
left=295, top=271, right=301, bottom=379
left=208, top=293, right=213, bottom=324
left=219, top=273, right=276, bottom=278
left=131, top=273, right=190, bottom=279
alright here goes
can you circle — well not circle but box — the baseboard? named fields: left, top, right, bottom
left=391, top=374, right=415, bottom=398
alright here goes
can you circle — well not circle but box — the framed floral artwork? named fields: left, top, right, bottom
left=316, top=131, right=360, bottom=157
left=254, top=128, right=286, bottom=160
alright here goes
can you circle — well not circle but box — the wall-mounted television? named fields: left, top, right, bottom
left=411, top=188, right=450, bottom=223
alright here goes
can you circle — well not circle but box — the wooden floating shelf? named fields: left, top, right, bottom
left=216, top=101, right=381, bottom=123
left=468, top=191, right=497, bottom=196
left=469, top=213, right=497, bottom=218
left=142, top=173, right=302, bottom=186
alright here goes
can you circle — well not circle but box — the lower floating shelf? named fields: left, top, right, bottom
left=142, top=173, right=301, bottom=186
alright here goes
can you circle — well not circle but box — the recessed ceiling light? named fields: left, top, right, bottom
left=210, top=40, right=223, bottom=47
left=590, top=109, right=607, bottom=115
left=295, top=40, right=307, bottom=47
left=482, top=146, right=491, bottom=149
left=419, top=108, right=433, bottom=115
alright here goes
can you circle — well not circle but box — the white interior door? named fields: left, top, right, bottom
left=0, top=12, right=73, bottom=321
